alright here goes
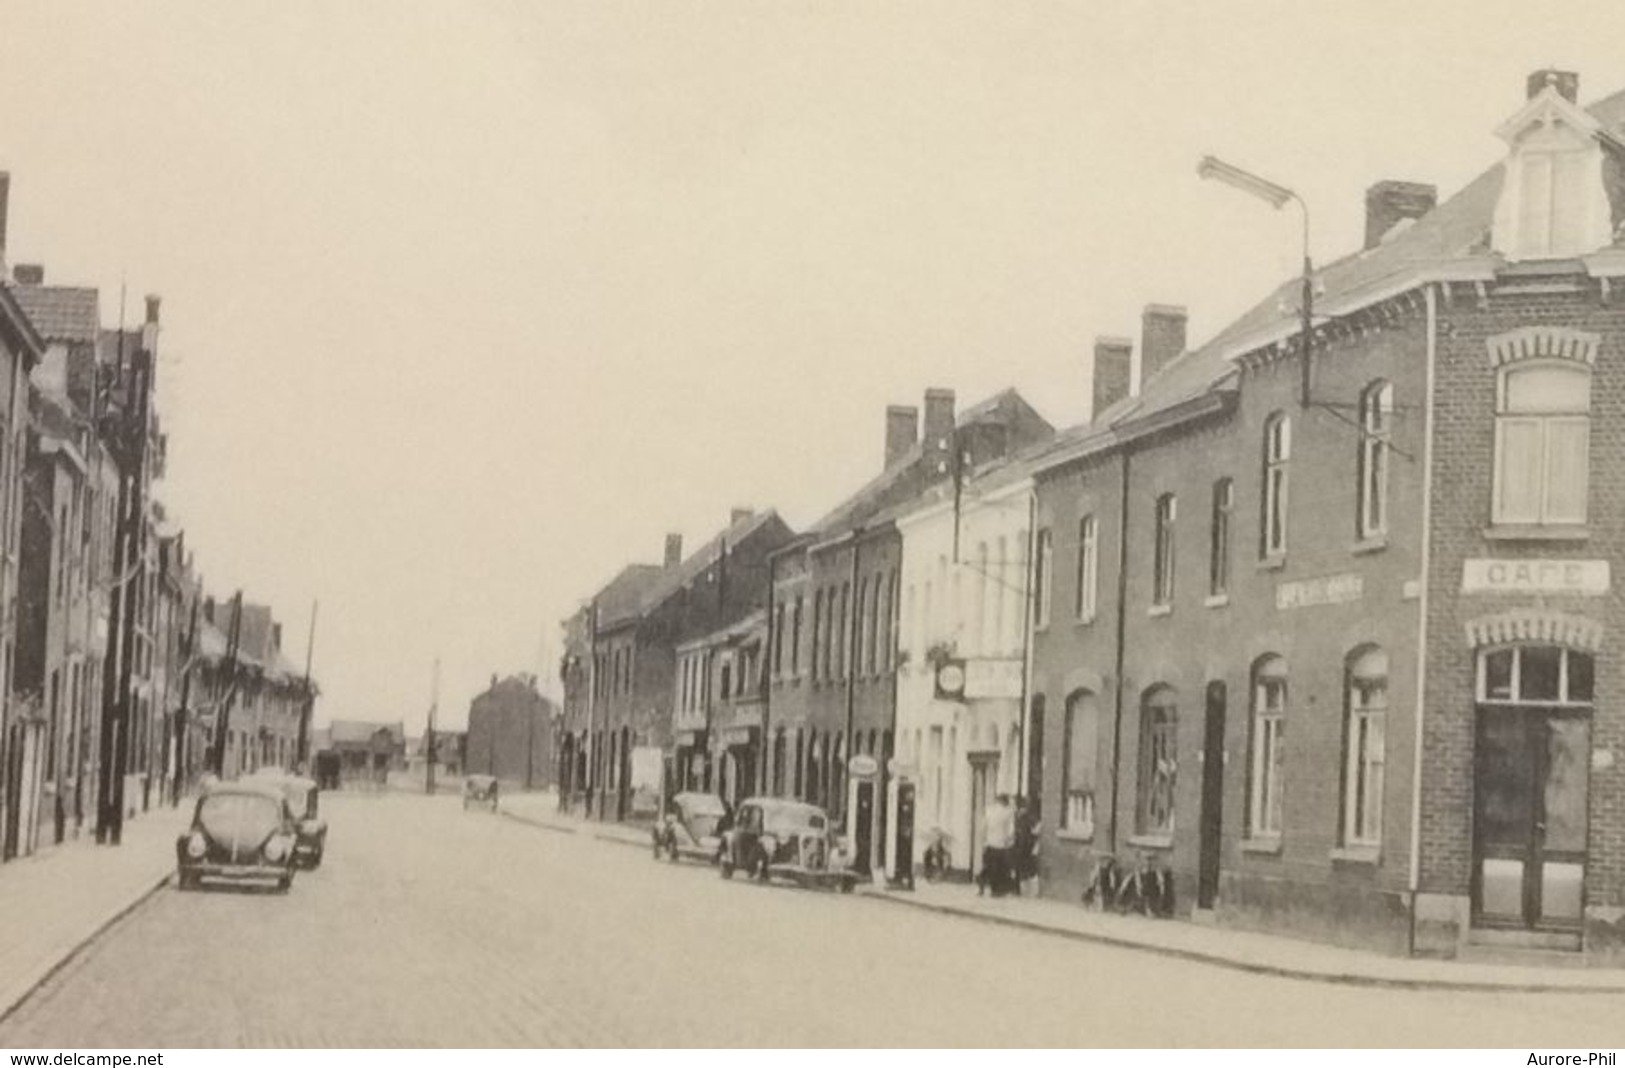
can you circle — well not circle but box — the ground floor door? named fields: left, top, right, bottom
left=1197, top=681, right=1226, bottom=910
left=1473, top=707, right=1589, bottom=932
left=967, top=755, right=997, bottom=877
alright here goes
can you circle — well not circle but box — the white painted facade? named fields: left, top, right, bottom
left=888, top=471, right=1033, bottom=874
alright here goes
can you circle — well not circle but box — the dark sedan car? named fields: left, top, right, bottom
left=718, top=798, right=857, bottom=892
left=176, top=781, right=299, bottom=893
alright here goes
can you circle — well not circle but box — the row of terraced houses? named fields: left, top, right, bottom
left=0, top=171, right=318, bottom=864
left=555, top=71, right=1625, bottom=962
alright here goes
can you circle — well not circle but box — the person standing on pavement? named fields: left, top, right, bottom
left=1012, top=797, right=1039, bottom=897
left=980, top=793, right=1016, bottom=898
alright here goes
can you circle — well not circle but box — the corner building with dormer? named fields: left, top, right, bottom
left=1029, top=70, right=1625, bottom=961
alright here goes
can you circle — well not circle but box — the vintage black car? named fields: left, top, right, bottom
left=463, top=774, right=499, bottom=811
left=652, top=792, right=730, bottom=864
left=250, top=770, right=327, bottom=869
left=718, top=797, right=857, bottom=892
left=176, top=781, right=299, bottom=893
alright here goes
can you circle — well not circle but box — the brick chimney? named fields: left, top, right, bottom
left=730, top=507, right=752, bottom=526
left=664, top=533, right=683, bottom=568
left=929, top=386, right=949, bottom=474
left=145, top=294, right=161, bottom=324
left=1140, top=304, right=1187, bottom=387
left=884, top=405, right=918, bottom=469
left=1364, top=181, right=1437, bottom=249
left=204, top=596, right=216, bottom=625
left=1527, top=69, right=1579, bottom=103
left=272, top=623, right=282, bottom=653
left=1091, top=336, right=1133, bottom=421
left=11, top=264, right=42, bottom=285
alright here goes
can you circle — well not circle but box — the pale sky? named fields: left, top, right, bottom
left=2, top=0, right=1622, bottom=731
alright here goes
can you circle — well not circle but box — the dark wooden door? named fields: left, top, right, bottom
left=1197, top=681, right=1226, bottom=909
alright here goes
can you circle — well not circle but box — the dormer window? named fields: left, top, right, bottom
left=1491, top=75, right=1616, bottom=261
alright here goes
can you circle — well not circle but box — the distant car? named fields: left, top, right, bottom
left=718, top=798, right=858, bottom=892
left=176, top=781, right=299, bottom=893
left=653, top=792, right=730, bottom=864
left=249, top=770, right=327, bottom=869
left=463, top=774, right=499, bottom=811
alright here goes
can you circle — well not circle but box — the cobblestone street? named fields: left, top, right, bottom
left=1, top=792, right=1622, bottom=1048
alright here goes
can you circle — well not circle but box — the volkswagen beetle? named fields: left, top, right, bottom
left=176, top=781, right=299, bottom=893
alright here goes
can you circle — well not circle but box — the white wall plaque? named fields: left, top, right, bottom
left=1461, top=559, right=1609, bottom=596
left=963, top=658, right=1024, bottom=700
left=1276, top=573, right=1363, bottom=611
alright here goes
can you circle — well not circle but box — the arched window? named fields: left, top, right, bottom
left=1261, top=413, right=1290, bottom=557
left=1137, top=687, right=1178, bottom=836
left=1061, top=689, right=1098, bottom=834
left=1249, top=656, right=1288, bottom=837
left=1494, top=361, right=1590, bottom=525
left=1357, top=381, right=1393, bottom=539
left=1343, top=646, right=1388, bottom=847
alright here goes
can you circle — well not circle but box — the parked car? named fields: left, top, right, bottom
left=652, top=792, right=730, bottom=864
left=463, top=774, right=499, bottom=811
left=249, top=770, right=327, bottom=869
left=718, top=797, right=857, bottom=892
left=176, top=781, right=299, bottom=893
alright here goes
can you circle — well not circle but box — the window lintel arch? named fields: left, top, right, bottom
left=1464, top=610, right=1602, bottom=654
left=1486, top=326, right=1600, bottom=369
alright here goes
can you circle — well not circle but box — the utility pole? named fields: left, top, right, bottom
left=209, top=592, right=244, bottom=778
left=426, top=657, right=439, bottom=796
left=171, top=595, right=200, bottom=806
left=586, top=599, right=600, bottom=818
left=841, top=528, right=861, bottom=827
left=95, top=337, right=153, bottom=845
left=295, top=599, right=318, bottom=770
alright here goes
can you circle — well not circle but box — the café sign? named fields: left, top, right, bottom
left=1462, top=559, right=1609, bottom=596
left=964, top=658, right=1024, bottom=700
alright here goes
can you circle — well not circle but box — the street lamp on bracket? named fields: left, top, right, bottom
left=1197, top=154, right=1316, bottom=409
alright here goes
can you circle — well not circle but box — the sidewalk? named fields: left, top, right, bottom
left=500, top=791, right=1625, bottom=994
left=0, top=805, right=187, bottom=1022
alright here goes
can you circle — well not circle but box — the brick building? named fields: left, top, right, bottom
left=1027, top=70, right=1625, bottom=961
left=577, top=510, right=794, bottom=823
left=762, top=387, right=1052, bottom=875
left=673, top=609, right=766, bottom=808
left=465, top=674, right=555, bottom=789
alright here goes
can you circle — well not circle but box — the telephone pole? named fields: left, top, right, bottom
left=295, top=600, right=318, bottom=770
left=209, top=592, right=244, bottom=778
left=171, top=595, right=200, bottom=806
left=426, top=657, right=439, bottom=796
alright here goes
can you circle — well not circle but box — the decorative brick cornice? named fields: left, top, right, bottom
left=1463, top=609, right=1602, bottom=652
left=1485, top=326, right=1600, bottom=368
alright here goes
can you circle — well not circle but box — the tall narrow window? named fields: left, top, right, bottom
left=1343, top=646, right=1388, bottom=848
left=773, top=604, right=785, bottom=678
left=1494, top=362, right=1590, bottom=525
left=1209, top=478, right=1232, bottom=597
left=1262, top=413, right=1291, bottom=557
left=1152, top=494, right=1176, bottom=607
left=836, top=582, right=849, bottom=680
left=853, top=578, right=868, bottom=679
left=993, top=538, right=1008, bottom=648
left=974, top=542, right=989, bottom=653
left=1358, top=381, right=1393, bottom=539
left=1061, top=689, right=1098, bottom=835
left=1137, top=687, right=1178, bottom=836
left=1249, top=655, right=1288, bottom=838
left=1033, top=529, right=1053, bottom=628
left=791, top=596, right=803, bottom=676
left=812, top=590, right=825, bottom=680
left=1075, top=515, right=1098, bottom=622
left=867, top=573, right=881, bottom=674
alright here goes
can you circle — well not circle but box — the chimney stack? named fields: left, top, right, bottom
left=1364, top=180, right=1437, bottom=249
left=144, top=294, right=161, bottom=325
left=730, top=507, right=752, bottom=526
left=884, top=404, right=918, bottom=469
left=204, top=596, right=216, bottom=625
left=922, top=388, right=956, bottom=472
left=1527, top=69, right=1579, bottom=103
left=272, top=623, right=282, bottom=652
left=0, top=172, right=9, bottom=273
left=664, top=533, right=683, bottom=568
left=1091, top=336, right=1134, bottom=421
left=11, top=264, right=42, bottom=285
left=1139, top=304, right=1187, bottom=387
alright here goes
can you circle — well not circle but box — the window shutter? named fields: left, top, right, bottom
left=1494, top=417, right=1544, bottom=524
left=1543, top=417, right=1589, bottom=523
